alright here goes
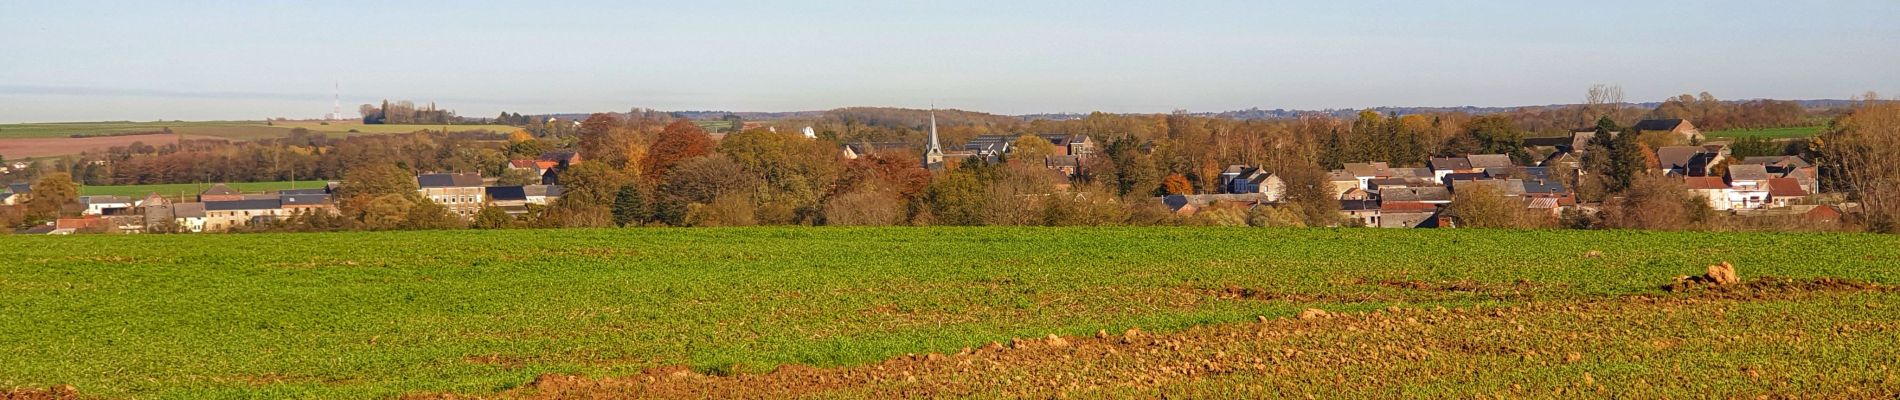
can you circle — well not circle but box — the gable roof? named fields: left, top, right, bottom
left=418, top=173, right=484, bottom=188
left=1738, top=155, right=1812, bottom=169
left=1342, top=162, right=1392, bottom=178
left=78, top=195, right=132, bottom=205
left=1727, top=164, right=1772, bottom=182
left=1656, top=146, right=1710, bottom=170
left=1632, top=119, right=1688, bottom=132
left=1466, top=154, right=1515, bottom=169
left=5, top=183, right=30, bottom=194
left=172, top=202, right=207, bottom=218
left=1429, top=157, right=1473, bottom=171
left=1766, top=178, right=1807, bottom=197
left=1684, top=177, right=1729, bottom=190
left=523, top=184, right=563, bottom=197
left=1381, top=186, right=1452, bottom=202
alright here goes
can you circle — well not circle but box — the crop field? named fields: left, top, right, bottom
left=77, top=181, right=329, bottom=198
left=1706, top=125, right=1823, bottom=139
left=1, top=228, right=1898, bottom=398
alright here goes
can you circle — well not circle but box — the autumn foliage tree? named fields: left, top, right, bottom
left=642, top=120, right=713, bottom=182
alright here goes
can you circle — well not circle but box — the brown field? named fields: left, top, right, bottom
left=0, top=133, right=225, bottom=159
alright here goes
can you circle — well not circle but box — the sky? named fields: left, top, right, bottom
left=2, top=0, right=1897, bottom=123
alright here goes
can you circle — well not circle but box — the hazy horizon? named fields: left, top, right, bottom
left=3, top=0, right=1897, bottom=123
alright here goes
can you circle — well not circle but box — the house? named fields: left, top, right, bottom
left=1327, top=171, right=1360, bottom=199
left=1736, top=156, right=1812, bottom=175
left=53, top=216, right=112, bottom=234
left=144, top=202, right=207, bottom=233
left=77, top=195, right=134, bottom=216
left=485, top=185, right=565, bottom=215
left=1378, top=204, right=1442, bottom=229
left=1, top=182, right=28, bottom=205
left=417, top=173, right=487, bottom=218
left=1465, top=154, right=1515, bottom=172
left=1656, top=146, right=1725, bottom=176
left=1037, top=134, right=1095, bottom=156
left=1766, top=178, right=1808, bottom=207
left=281, top=194, right=336, bottom=213
left=1429, top=157, right=1476, bottom=182
left=1631, top=119, right=1703, bottom=143
left=961, top=135, right=1014, bottom=158
left=198, top=183, right=244, bottom=202
left=1342, top=162, right=1394, bottom=189
left=1338, top=199, right=1381, bottom=226
left=1044, top=155, right=1085, bottom=178
left=1721, top=165, right=1771, bottom=210
left=1219, top=166, right=1286, bottom=200
left=203, top=199, right=286, bottom=232
left=1683, top=177, right=1732, bottom=211
left=1448, top=179, right=1527, bottom=197
left=1381, top=186, right=1452, bottom=205
left=507, top=159, right=559, bottom=178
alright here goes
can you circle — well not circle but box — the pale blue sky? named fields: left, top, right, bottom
left=2, top=0, right=1896, bottom=122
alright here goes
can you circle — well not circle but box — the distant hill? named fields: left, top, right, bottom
left=534, top=99, right=1861, bottom=123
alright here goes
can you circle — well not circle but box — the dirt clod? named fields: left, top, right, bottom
left=1707, top=262, right=1740, bottom=286
left=1298, top=308, right=1330, bottom=320
left=1046, top=334, right=1069, bottom=348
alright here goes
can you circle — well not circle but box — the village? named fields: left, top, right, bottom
left=1, top=115, right=1844, bottom=234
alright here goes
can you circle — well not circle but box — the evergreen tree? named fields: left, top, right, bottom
left=611, top=184, right=647, bottom=227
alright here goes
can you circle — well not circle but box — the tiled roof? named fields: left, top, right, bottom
left=1766, top=178, right=1807, bottom=197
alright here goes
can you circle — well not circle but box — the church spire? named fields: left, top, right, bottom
left=923, top=106, right=945, bottom=170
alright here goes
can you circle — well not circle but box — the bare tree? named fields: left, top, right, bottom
left=1825, top=91, right=1900, bottom=232
left=1586, top=84, right=1625, bottom=119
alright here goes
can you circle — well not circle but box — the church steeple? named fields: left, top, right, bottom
left=923, top=107, right=945, bottom=170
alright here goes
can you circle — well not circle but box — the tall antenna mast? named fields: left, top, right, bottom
left=330, top=81, right=341, bottom=120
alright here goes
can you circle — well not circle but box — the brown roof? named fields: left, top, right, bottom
left=1683, top=177, right=1728, bottom=190
left=1766, top=178, right=1807, bottom=197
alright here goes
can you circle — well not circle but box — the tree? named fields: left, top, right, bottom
left=1161, top=174, right=1194, bottom=195
left=611, top=184, right=648, bottom=227
left=472, top=206, right=513, bottom=229
left=1823, top=93, right=1900, bottom=232
left=1008, top=135, right=1058, bottom=163
left=642, top=120, right=713, bottom=181
left=1271, top=161, right=1339, bottom=227
left=1461, top=115, right=1531, bottom=164
left=577, top=113, right=634, bottom=169
left=553, top=162, right=628, bottom=208
left=922, top=171, right=988, bottom=226
left=1602, top=174, right=1714, bottom=230
left=1446, top=184, right=1536, bottom=228
left=654, top=156, right=754, bottom=225
left=27, top=172, right=78, bottom=218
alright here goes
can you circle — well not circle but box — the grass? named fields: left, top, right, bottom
left=77, top=181, right=329, bottom=198
left=1706, top=125, right=1823, bottom=139
left=0, top=227, right=1896, bottom=398
left=0, top=121, right=517, bottom=141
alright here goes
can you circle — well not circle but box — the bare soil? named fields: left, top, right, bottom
left=442, top=278, right=1897, bottom=399
left=0, top=133, right=224, bottom=159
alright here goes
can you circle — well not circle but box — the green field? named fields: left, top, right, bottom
left=0, top=121, right=517, bottom=140
left=1706, top=125, right=1823, bottom=139
left=1, top=228, right=1897, bottom=398
left=77, top=181, right=329, bottom=198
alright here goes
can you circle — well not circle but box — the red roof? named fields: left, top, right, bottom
left=509, top=159, right=558, bottom=169
left=1683, top=177, right=1728, bottom=190
left=1766, top=178, right=1807, bottom=197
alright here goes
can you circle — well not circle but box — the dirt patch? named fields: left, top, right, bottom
left=465, top=289, right=1900, bottom=399
left=0, top=133, right=226, bottom=159
left=1667, top=275, right=1886, bottom=299
left=0, top=385, right=79, bottom=400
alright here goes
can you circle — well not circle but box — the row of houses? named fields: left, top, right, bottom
left=1179, top=119, right=1830, bottom=228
